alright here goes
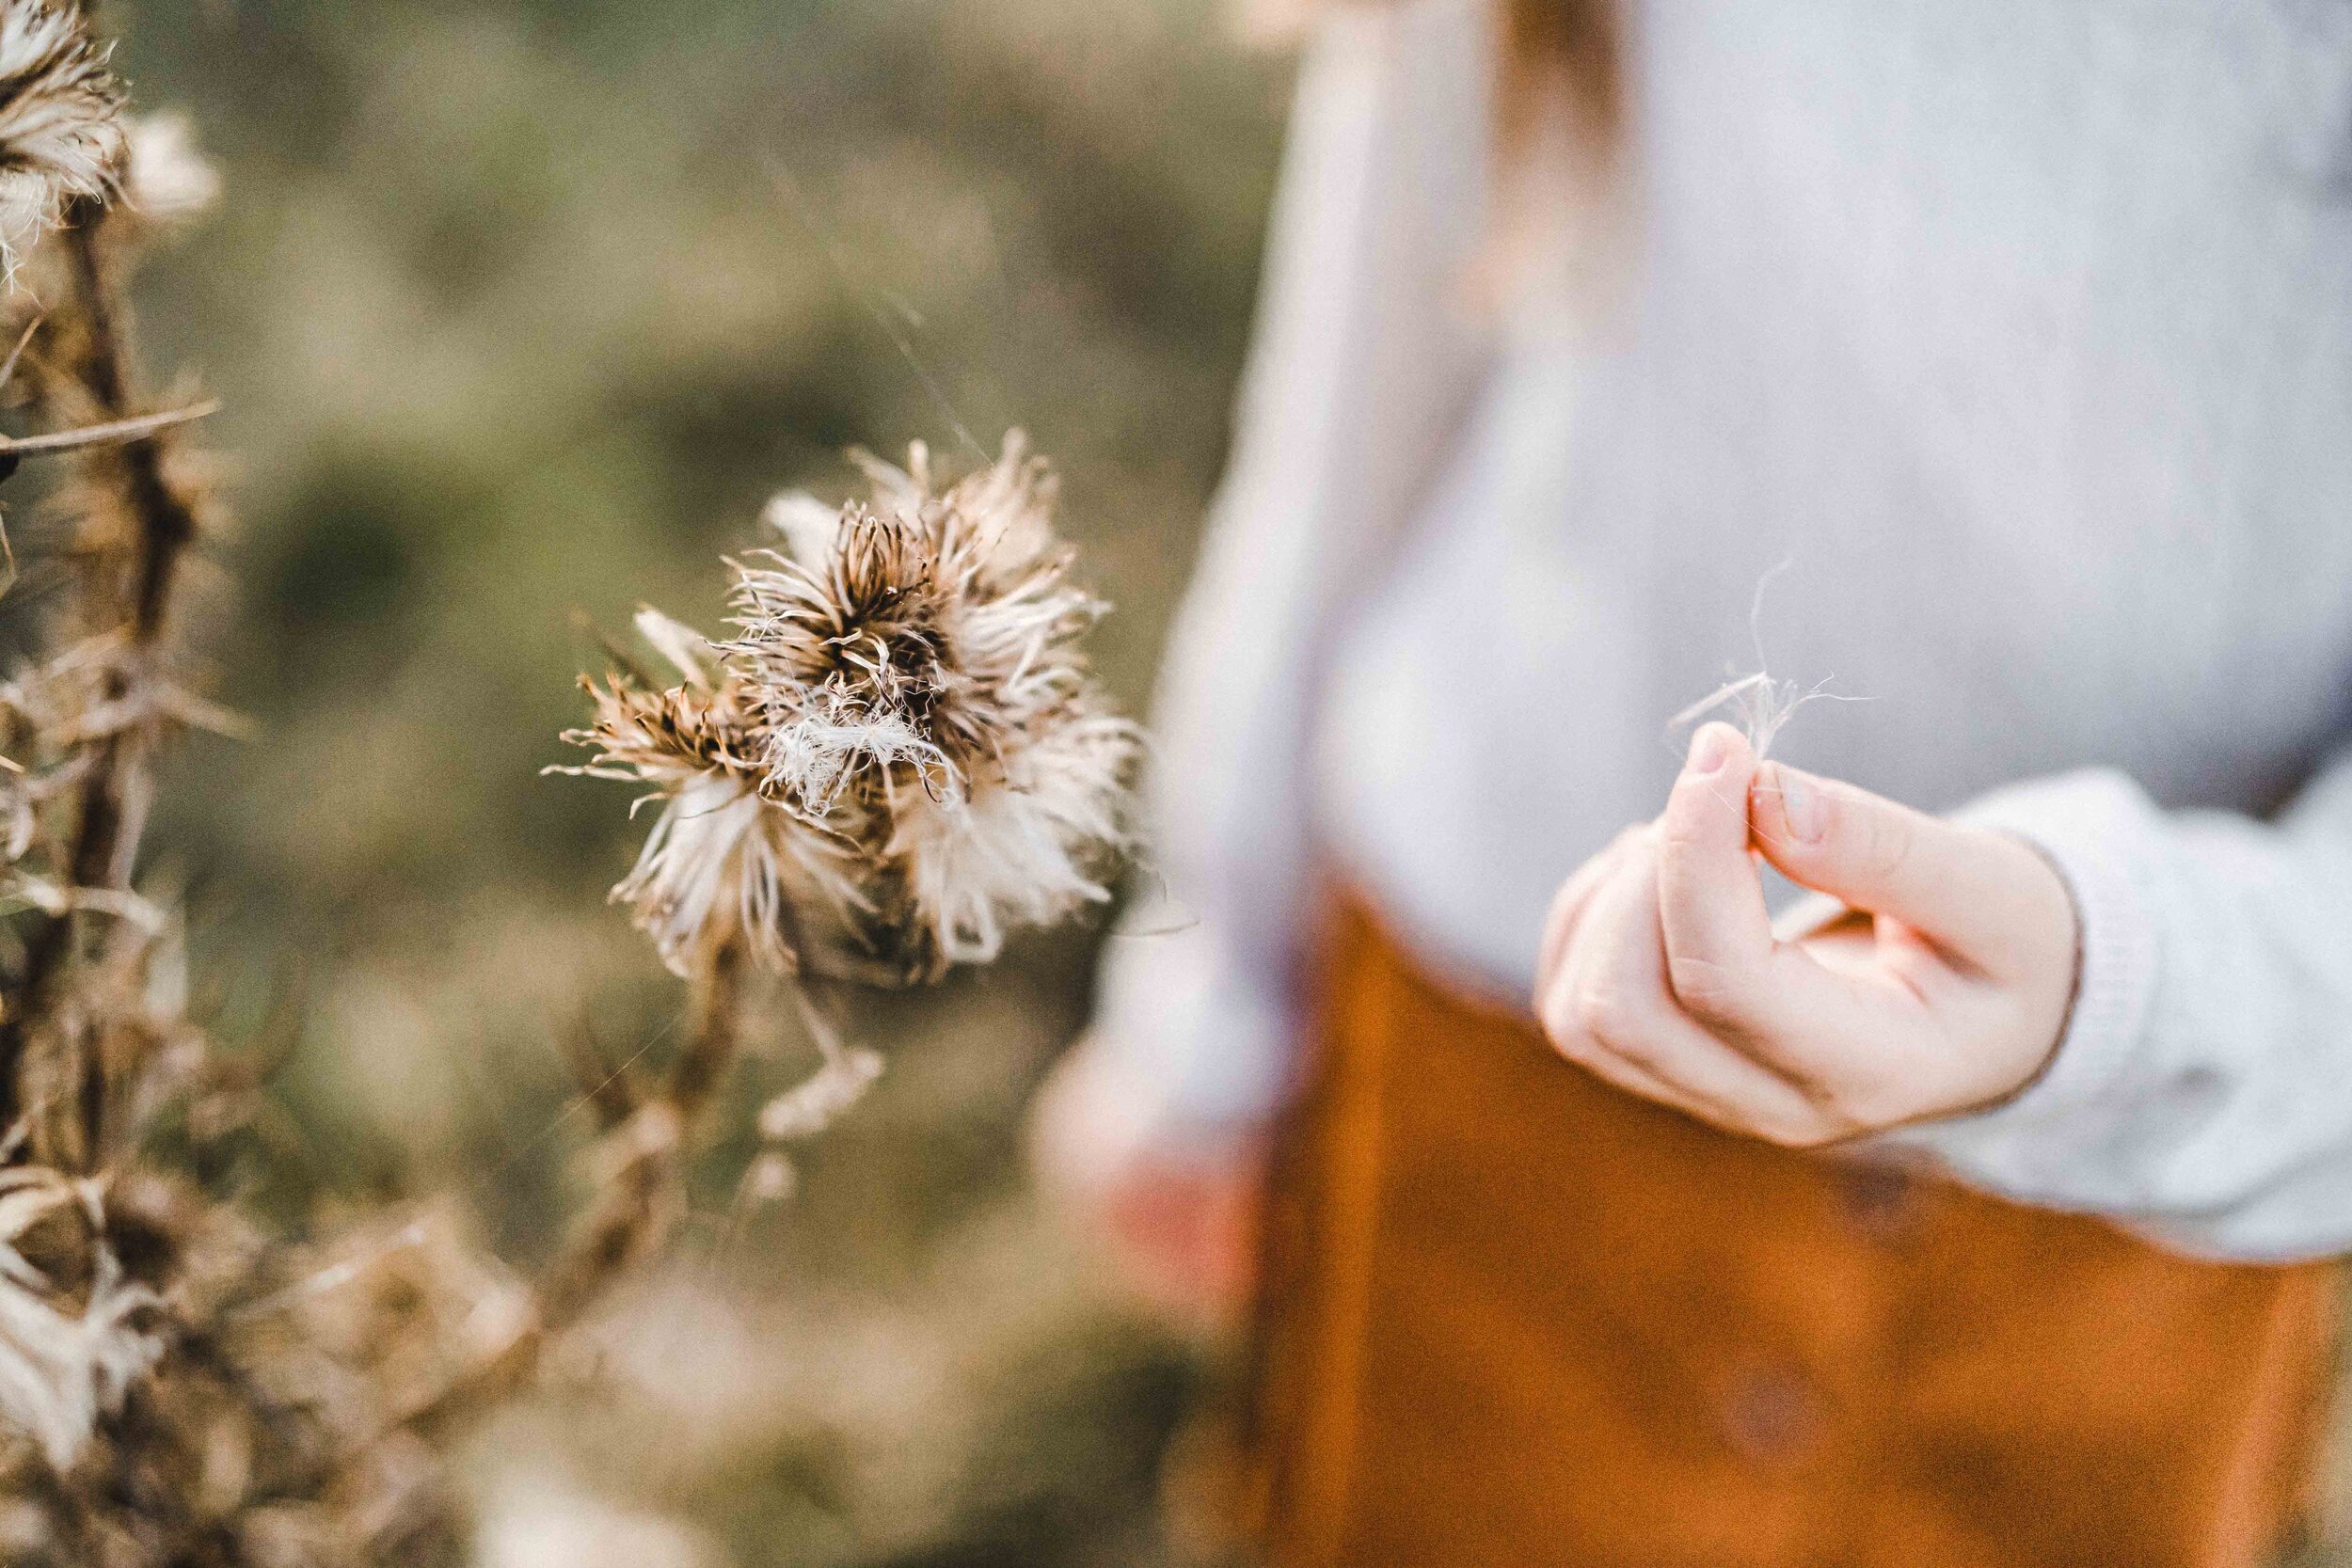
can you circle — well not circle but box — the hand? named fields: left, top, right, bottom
left=1533, top=722, right=2080, bottom=1147
left=1026, top=1036, right=1263, bottom=1328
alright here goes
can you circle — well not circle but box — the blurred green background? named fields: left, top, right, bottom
left=94, top=0, right=1291, bottom=1562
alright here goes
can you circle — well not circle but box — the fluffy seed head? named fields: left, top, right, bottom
left=725, top=433, right=1139, bottom=974
left=121, top=109, right=218, bottom=230
left=558, top=644, right=863, bottom=978
left=0, top=2, right=124, bottom=283
left=563, top=435, right=1139, bottom=981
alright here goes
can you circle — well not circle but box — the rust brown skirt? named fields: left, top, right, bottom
left=1242, top=894, right=2341, bottom=1568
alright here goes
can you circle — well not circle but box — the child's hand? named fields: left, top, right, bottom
left=1026, top=1036, right=1263, bottom=1330
left=1533, top=722, right=2079, bottom=1147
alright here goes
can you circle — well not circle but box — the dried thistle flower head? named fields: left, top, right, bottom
left=563, top=632, right=840, bottom=979
left=730, top=434, right=1139, bottom=973
left=0, top=1, right=123, bottom=283
left=561, top=434, right=1140, bottom=982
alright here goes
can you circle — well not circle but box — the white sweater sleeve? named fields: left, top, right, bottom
left=1883, top=746, right=2352, bottom=1260
left=1084, top=0, right=1495, bottom=1153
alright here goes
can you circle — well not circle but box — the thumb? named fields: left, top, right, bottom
left=1749, top=760, right=2059, bottom=972
left=1656, top=721, right=1776, bottom=976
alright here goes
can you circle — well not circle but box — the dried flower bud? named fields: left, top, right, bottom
left=121, top=109, right=219, bottom=231
left=756, top=1045, right=882, bottom=1141
left=560, top=671, right=857, bottom=977
left=0, top=1, right=124, bottom=283
left=741, top=1151, right=796, bottom=1205
left=727, top=433, right=1140, bottom=972
left=562, top=434, right=1139, bottom=982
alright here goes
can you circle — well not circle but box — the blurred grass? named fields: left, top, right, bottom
left=85, top=0, right=1290, bottom=1561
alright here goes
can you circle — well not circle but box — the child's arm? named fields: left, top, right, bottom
left=1535, top=719, right=2352, bottom=1261
left=1035, top=0, right=1496, bottom=1317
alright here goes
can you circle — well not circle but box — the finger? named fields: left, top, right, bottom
left=1589, top=847, right=1839, bottom=1140
left=1559, top=1021, right=1756, bottom=1130
left=1749, top=760, right=2070, bottom=974
left=1540, top=847, right=1695, bottom=1095
left=1534, top=826, right=1646, bottom=1002
left=1535, top=851, right=1626, bottom=1048
left=1649, top=725, right=1885, bottom=1062
left=1543, top=843, right=1836, bottom=1146
left=1656, top=722, right=1780, bottom=999
left=1538, top=841, right=1656, bottom=1046
left=1566, top=1034, right=1842, bottom=1148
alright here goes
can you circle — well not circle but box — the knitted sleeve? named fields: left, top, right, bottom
left=1883, top=746, right=2352, bottom=1260
left=1081, top=0, right=1495, bottom=1154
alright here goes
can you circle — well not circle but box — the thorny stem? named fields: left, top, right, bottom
left=670, top=937, right=742, bottom=1121
left=537, top=938, right=741, bottom=1330
left=67, top=219, right=200, bottom=643
left=377, top=938, right=749, bottom=1449
left=0, top=205, right=204, bottom=1152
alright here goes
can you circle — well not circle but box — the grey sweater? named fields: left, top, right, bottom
left=1091, top=0, right=2352, bottom=1259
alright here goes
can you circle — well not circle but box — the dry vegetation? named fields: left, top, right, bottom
left=0, top=1, right=1274, bottom=1562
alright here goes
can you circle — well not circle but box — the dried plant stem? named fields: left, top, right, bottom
left=668, top=938, right=742, bottom=1123
left=0, top=7, right=1139, bottom=1533
left=382, top=940, right=749, bottom=1449
left=0, top=207, right=200, bottom=1152
left=539, top=938, right=744, bottom=1331
left=62, top=215, right=199, bottom=642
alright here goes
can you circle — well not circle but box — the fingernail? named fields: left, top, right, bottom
left=1688, top=724, right=1729, bottom=776
left=1776, top=765, right=1825, bottom=843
